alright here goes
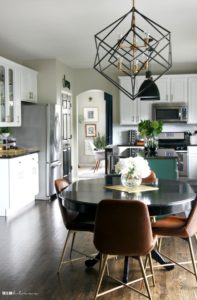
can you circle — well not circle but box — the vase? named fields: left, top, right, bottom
left=121, top=174, right=142, bottom=188
left=144, top=137, right=158, bottom=156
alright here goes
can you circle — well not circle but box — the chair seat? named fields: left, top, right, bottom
left=68, top=218, right=95, bottom=232
left=152, top=215, right=188, bottom=237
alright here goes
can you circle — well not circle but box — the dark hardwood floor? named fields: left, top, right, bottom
left=0, top=200, right=197, bottom=300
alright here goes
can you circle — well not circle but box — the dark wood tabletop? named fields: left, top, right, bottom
left=61, top=176, right=196, bottom=217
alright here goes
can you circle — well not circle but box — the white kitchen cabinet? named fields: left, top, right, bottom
left=119, top=76, right=152, bottom=125
left=0, top=56, right=21, bottom=126
left=187, top=146, right=197, bottom=179
left=187, top=75, right=197, bottom=124
left=28, top=153, right=39, bottom=196
left=157, top=75, right=187, bottom=103
left=0, top=153, right=39, bottom=217
left=20, top=65, right=38, bottom=103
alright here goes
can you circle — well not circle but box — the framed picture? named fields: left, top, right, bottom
left=84, top=107, right=98, bottom=122
left=85, top=124, right=96, bottom=137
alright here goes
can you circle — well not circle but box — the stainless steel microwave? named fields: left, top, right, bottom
left=152, top=102, right=188, bottom=123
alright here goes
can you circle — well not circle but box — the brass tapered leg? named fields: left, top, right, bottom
left=188, top=237, right=197, bottom=283
left=94, top=254, right=108, bottom=300
left=139, top=256, right=153, bottom=300
left=148, top=252, right=155, bottom=286
left=69, top=232, right=76, bottom=259
left=57, top=230, right=71, bottom=274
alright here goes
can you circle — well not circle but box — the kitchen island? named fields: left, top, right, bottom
left=105, top=146, right=178, bottom=180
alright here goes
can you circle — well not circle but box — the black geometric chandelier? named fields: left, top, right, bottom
left=94, top=0, right=172, bottom=101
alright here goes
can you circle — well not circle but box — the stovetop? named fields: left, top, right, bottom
left=158, top=132, right=189, bottom=151
left=159, top=143, right=188, bottom=151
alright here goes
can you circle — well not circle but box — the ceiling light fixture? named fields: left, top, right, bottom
left=93, top=0, right=172, bottom=101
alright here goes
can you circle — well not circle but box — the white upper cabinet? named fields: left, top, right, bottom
left=0, top=56, right=21, bottom=126
left=119, top=77, right=138, bottom=125
left=119, top=76, right=153, bottom=125
left=187, top=75, right=197, bottom=124
left=20, top=65, right=38, bottom=103
left=157, top=75, right=187, bottom=103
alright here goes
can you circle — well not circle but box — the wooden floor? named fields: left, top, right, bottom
left=1, top=200, right=197, bottom=300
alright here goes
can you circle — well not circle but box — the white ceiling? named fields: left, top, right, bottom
left=0, top=0, right=197, bottom=69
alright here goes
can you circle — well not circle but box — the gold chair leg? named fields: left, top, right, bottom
left=157, top=238, right=162, bottom=251
left=188, top=237, right=197, bottom=283
left=139, top=256, right=153, bottom=300
left=57, top=230, right=71, bottom=274
left=69, top=231, right=76, bottom=259
left=94, top=254, right=108, bottom=300
left=148, top=252, right=155, bottom=286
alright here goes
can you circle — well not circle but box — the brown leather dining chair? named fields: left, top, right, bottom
left=93, top=199, right=157, bottom=300
left=54, top=178, right=95, bottom=273
left=152, top=196, right=197, bottom=283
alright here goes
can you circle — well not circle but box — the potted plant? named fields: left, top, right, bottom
left=138, top=120, right=163, bottom=155
left=93, top=132, right=106, bottom=150
left=0, top=127, right=12, bottom=138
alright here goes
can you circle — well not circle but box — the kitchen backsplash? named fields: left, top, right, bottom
left=113, top=123, right=197, bottom=145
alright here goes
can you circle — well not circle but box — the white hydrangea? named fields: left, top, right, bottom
left=115, top=156, right=151, bottom=178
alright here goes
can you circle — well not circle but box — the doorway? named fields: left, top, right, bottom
left=76, top=90, right=113, bottom=178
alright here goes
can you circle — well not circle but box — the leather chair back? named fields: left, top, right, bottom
left=54, top=178, right=79, bottom=228
left=185, top=197, right=197, bottom=237
left=94, top=199, right=155, bottom=257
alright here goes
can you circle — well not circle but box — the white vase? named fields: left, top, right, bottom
left=121, top=174, right=142, bottom=188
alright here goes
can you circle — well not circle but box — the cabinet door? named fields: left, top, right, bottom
left=20, top=66, right=38, bottom=103
left=187, top=147, right=197, bottom=178
left=136, top=77, right=152, bottom=122
left=119, top=77, right=138, bottom=125
left=0, top=57, right=21, bottom=126
left=0, top=160, right=9, bottom=216
left=187, top=76, right=197, bottom=124
left=156, top=76, right=170, bottom=101
left=9, top=157, right=27, bottom=210
left=156, top=75, right=187, bottom=103
left=28, top=153, right=39, bottom=196
left=170, top=76, right=187, bottom=103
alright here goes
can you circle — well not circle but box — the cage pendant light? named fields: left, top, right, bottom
left=94, top=0, right=172, bottom=101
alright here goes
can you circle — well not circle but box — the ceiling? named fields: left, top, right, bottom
left=1, top=0, right=197, bottom=69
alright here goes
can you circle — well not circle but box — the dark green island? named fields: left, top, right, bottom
left=105, top=146, right=178, bottom=180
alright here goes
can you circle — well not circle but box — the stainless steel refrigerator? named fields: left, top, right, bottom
left=13, top=103, right=62, bottom=200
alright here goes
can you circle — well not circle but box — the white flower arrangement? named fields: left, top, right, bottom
left=115, top=156, right=151, bottom=179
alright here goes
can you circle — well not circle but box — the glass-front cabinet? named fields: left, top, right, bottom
left=0, top=57, right=21, bottom=126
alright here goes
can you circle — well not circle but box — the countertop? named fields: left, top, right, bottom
left=0, top=148, right=39, bottom=159
left=146, top=148, right=178, bottom=159
left=110, top=147, right=178, bottom=159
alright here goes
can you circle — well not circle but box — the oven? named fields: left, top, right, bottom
left=176, top=151, right=188, bottom=177
left=158, top=132, right=190, bottom=177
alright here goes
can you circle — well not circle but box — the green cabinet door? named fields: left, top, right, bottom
left=147, top=158, right=178, bottom=180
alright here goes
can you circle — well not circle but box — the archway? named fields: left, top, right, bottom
left=76, top=89, right=113, bottom=176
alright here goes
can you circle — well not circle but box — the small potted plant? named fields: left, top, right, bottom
left=138, top=120, right=163, bottom=155
left=93, top=132, right=106, bottom=150
left=0, top=127, right=12, bottom=138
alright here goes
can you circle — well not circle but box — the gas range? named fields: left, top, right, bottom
left=158, top=132, right=189, bottom=152
left=158, top=132, right=189, bottom=176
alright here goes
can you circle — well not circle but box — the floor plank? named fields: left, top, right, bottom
left=0, top=200, right=197, bottom=300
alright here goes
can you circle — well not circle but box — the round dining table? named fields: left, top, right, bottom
left=60, top=176, right=196, bottom=282
left=61, top=176, right=196, bottom=217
